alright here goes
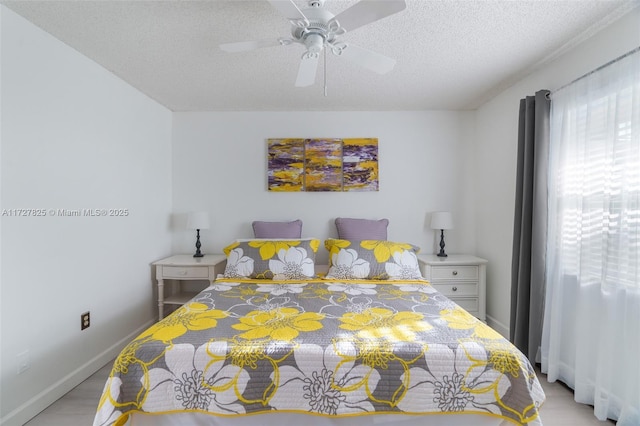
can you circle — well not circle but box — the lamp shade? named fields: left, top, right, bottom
left=187, top=211, right=210, bottom=230
left=430, top=211, right=453, bottom=230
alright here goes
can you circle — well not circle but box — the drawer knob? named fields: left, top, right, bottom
left=452, top=270, right=458, bottom=276
left=452, top=286, right=458, bottom=292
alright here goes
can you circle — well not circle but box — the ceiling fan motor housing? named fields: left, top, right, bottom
left=291, top=6, right=339, bottom=53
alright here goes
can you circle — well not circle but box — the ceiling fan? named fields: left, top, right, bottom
left=219, top=0, right=407, bottom=87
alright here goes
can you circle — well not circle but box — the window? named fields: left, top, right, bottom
left=552, top=80, right=640, bottom=290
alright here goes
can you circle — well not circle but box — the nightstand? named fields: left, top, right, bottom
left=418, top=254, right=487, bottom=321
left=152, top=254, right=226, bottom=320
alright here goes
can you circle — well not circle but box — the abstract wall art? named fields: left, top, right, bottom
left=267, top=138, right=379, bottom=192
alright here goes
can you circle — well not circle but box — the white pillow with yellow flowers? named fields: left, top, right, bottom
left=223, top=239, right=320, bottom=280
left=324, top=239, right=423, bottom=280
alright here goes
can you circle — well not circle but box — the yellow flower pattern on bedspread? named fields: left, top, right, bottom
left=93, top=279, right=545, bottom=426
left=232, top=307, right=325, bottom=341
left=359, top=240, right=416, bottom=262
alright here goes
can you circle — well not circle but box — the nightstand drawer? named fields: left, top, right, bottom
left=162, top=266, right=209, bottom=279
left=433, top=282, right=478, bottom=296
left=430, top=265, right=478, bottom=281
left=453, top=297, right=479, bottom=313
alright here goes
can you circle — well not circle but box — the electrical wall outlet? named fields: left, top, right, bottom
left=81, top=311, right=90, bottom=330
left=17, top=350, right=30, bottom=374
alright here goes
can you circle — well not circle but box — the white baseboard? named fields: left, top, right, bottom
left=486, top=314, right=509, bottom=338
left=1, top=319, right=155, bottom=426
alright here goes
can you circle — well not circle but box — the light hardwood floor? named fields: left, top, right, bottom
left=24, top=362, right=615, bottom=425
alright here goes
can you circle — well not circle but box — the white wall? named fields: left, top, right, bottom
left=474, top=6, right=640, bottom=336
left=171, top=111, right=477, bottom=263
left=0, top=7, right=173, bottom=425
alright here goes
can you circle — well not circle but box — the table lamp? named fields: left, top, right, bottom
left=430, top=211, right=453, bottom=257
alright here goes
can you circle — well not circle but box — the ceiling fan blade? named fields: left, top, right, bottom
left=219, top=39, right=283, bottom=53
left=330, top=0, right=406, bottom=33
left=267, top=0, right=308, bottom=22
left=295, top=53, right=320, bottom=87
left=338, top=44, right=396, bottom=74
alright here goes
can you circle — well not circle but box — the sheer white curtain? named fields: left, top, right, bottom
left=542, top=48, right=640, bottom=425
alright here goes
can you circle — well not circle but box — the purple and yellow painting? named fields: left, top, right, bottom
left=267, top=139, right=304, bottom=191
left=343, top=138, right=379, bottom=191
left=267, top=138, right=378, bottom=192
left=304, top=138, right=343, bottom=191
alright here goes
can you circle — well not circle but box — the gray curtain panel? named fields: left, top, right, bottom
left=510, top=89, right=550, bottom=364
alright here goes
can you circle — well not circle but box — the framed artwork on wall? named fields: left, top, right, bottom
left=267, top=138, right=378, bottom=192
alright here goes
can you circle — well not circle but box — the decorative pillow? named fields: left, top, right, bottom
left=223, top=239, right=319, bottom=279
left=335, top=217, right=389, bottom=240
left=324, top=239, right=423, bottom=280
left=252, top=220, right=303, bottom=239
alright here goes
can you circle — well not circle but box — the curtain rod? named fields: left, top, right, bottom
left=550, top=45, right=640, bottom=96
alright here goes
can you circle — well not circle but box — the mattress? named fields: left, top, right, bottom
left=94, top=278, right=545, bottom=426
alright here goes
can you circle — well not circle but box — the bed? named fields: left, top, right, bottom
left=93, top=237, right=545, bottom=426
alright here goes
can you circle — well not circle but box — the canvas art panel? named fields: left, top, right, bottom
left=304, top=138, right=343, bottom=191
left=267, top=138, right=305, bottom=191
left=343, top=138, right=379, bottom=191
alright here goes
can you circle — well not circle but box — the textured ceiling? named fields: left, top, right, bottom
left=2, top=0, right=637, bottom=111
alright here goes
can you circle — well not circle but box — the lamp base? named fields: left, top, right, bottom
left=193, top=229, right=204, bottom=258
left=437, top=229, right=447, bottom=257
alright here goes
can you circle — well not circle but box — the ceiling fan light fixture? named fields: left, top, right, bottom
left=304, top=33, right=325, bottom=54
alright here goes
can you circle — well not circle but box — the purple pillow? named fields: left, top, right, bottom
left=252, top=220, right=303, bottom=239
left=335, top=217, right=389, bottom=240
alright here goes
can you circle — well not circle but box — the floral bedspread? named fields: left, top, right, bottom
left=94, top=279, right=545, bottom=426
